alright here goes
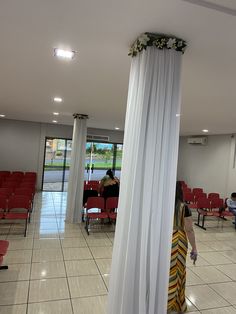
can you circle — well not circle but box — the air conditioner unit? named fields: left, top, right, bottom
left=187, top=137, right=208, bottom=145
left=87, top=134, right=110, bottom=142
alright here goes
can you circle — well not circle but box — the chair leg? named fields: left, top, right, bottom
left=85, top=217, right=90, bottom=235
left=24, top=218, right=28, bottom=237
left=0, top=265, right=8, bottom=270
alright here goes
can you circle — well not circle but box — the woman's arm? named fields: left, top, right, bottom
left=184, top=216, right=197, bottom=252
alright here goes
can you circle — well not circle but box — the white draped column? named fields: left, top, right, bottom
left=108, top=33, right=186, bottom=314
left=66, top=114, right=88, bottom=223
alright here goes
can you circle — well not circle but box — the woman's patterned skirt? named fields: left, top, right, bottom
left=168, top=229, right=188, bottom=313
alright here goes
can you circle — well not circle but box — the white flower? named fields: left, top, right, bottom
left=167, top=38, right=176, bottom=48
left=138, top=34, right=150, bottom=46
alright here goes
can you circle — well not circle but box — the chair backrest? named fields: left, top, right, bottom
left=183, top=187, right=191, bottom=193
left=14, top=188, right=33, bottom=198
left=183, top=192, right=194, bottom=203
left=194, top=193, right=207, bottom=202
left=1, top=181, right=19, bottom=189
left=8, top=195, right=31, bottom=211
left=106, top=197, right=119, bottom=211
left=19, top=183, right=35, bottom=193
left=193, top=188, right=203, bottom=194
left=25, top=172, right=37, bottom=177
left=83, top=190, right=98, bottom=206
left=208, top=193, right=220, bottom=199
left=210, top=198, right=223, bottom=209
left=0, top=197, right=7, bottom=211
left=86, top=197, right=105, bottom=211
left=197, top=197, right=210, bottom=209
left=12, top=171, right=24, bottom=177
left=0, top=171, right=11, bottom=177
left=0, top=188, right=14, bottom=197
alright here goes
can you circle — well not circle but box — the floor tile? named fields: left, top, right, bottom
left=186, top=285, right=230, bottom=310
left=63, top=247, right=92, bottom=260
left=86, top=238, right=112, bottom=247
left=0, top=304, right=27, bottom=314
left=29, top=278, right=69, bottom=303
left=191, top=265, right=232, bottom=284
left=60, top=237, right=87, bottom=248
left=4, top=250, right=32, bottom=264
left=68, top=275, right=107, bottom=298
left=33, top=238, right=61, bottom=249
left=8, top=239, right=33, bottom=250
left=0, top=263, right=30, bottom=282
left=210, top=282, right=236, bottom=305
left=199, top=252, right=233, bottom=265
left=72, top=295, right=107, bottom=314
left=186, top=268, right=204, bottom=286
left=0, top=281, right=29, bottom=305
left=90, top=246, right=113, bottom=259
left=31, top=261, right=66, bottom=279
left=65, top=260, right=99, bottom=276
left=201, top=306, right=236, bottom=313
left=28, top=299, right=73, bottom=314
left=95, top=258, right=112, bottom=275
left=32, top=248, right=63, bottom=262
left=222, top=251, right=236, bottom=263
left=216, top=264, right=236, bottom=281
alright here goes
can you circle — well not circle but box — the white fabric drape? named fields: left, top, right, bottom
left=108, top=47, right=183, bottom=314
left=66, top=116, right=87, bottom=223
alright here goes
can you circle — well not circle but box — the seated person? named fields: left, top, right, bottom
left=99, top=169, right=119, bottom=198
left=226, top=192, right=236, bottom=226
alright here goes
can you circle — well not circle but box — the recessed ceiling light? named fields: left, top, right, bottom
left=0, top=114, right=6, bottom=118
left=115, top=127, right=120, bottom=130
left=52, top=120, right=58, bottom=123
left=53, top=97, right=62, bottom=103
left=54, top=48, right=75, bottom=59
left=202, top=129, right=209, bottom=133
left=53, top=112, right=59, bottom=116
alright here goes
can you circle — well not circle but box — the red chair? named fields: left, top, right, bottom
left=14, top=188, right=33, bottom=199
left=0, top=197, right=7, bottom=218
left=208, top=193, right=220, bottom=200
left=106, top=197, right=119, bottom=221
left=183, top=187, right=191, bottom=193
left=194, top=192, right=207, bottom=203
left=183, top=192, right=194, bottom=203
left=12, top=172, right=24, bottom=178
left=85, top=197, right=107, bottom=235
left=0, top=171, right=11, bottom=177
left=192, top=188, right=203, bottom=194
left=195, top=197, right=220, bottom=230
left=1, top=181, right=19, bottom=190
left=210, top=198, right=223, bottom=211
left=5, top=195, right=31, bottom=237
left=0, top=240, right=9, bottom=270
left=0, top=188, right=14, bottom=198
left=19, top=183, right=35, bottom=194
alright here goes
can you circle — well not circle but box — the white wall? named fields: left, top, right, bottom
left=178, top=134, right=235, bottom=198
left=0, top=119, right=124, bottom=190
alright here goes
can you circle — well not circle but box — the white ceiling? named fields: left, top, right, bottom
left=0, top=0, right=235, bottom=135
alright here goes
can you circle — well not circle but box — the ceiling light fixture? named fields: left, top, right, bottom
left=176, top=113, right=181, bottom=117
left=54, top=48, right=75, bottom=59
left=115, top=127, right=120, bottom=130
left=53, top=97, right=62, bottom=103
left=53, top=112, right=59, bottom=116
left=52, top=120, right=58, bottom=123
left=202, top=129, right=209, bottom=133
left=0, top=114, right=6, bottom=118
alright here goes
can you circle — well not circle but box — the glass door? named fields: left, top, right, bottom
left=42, top=138, right=70, bottom=191
left=85, top=142, right=114, bottom=181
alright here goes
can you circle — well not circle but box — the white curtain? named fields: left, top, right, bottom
left=66, top=116, right=87, bottom=223
left=108, top=47, right=183, bottom=314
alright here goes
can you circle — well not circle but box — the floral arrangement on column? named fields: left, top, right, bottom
left=129, top=32, right=187, bottom=57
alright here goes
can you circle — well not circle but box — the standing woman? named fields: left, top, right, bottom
left=168, top=182, right=197, bottom=313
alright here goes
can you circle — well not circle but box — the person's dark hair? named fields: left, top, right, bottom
left=175, top=181, right=183, bottom=205
left=106, top=169, right=114, bottom=179
left=231, top=192, right=236, bottom=198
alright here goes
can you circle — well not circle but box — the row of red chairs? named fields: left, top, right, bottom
left=84, top=180, right=100, bottom=191
left=0, top=240, right=9, bottom=270
left=0, top=172, right=36, bottom=188
left=0, top=195, right=32, bottom=237
left=0, top=171, right=36, bottom=178
left=85, top=196, right=118, bottom=235
left=195, top=197, right=233, bottom=230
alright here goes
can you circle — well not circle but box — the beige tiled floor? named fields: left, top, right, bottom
left=1, top=192, right=236, bottom=313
